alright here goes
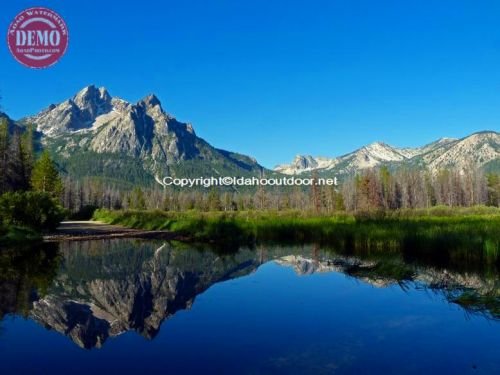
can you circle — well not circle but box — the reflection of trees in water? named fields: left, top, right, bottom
left=0, top=238, right=498, bottom=348
left=0, top=243, right=61, bottom=319
left=251, top=218, right=500, bottom=317
left=277, top=244, right=500, bottom=320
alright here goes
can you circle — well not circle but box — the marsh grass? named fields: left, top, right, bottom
left=93, top=208, right=500, bottom=266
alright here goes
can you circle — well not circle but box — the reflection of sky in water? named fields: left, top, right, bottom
left=0, top=243, right=499, bottom=374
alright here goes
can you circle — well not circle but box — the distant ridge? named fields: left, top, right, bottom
left=2, top=85, right=498, bottom=186
left=274, top=131, right=499, bottom=176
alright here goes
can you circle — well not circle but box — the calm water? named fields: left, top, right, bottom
left=0, top=239, right=499, bottom=374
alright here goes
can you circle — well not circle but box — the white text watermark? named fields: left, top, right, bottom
left=156, top=176, right=338, bottom=189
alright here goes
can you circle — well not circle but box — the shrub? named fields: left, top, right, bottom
left=0, top=191, right=66, bottom=230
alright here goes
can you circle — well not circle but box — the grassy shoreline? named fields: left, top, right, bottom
left=93, top=208, right=500, bottom=261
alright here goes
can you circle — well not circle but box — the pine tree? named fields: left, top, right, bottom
left=21, top=123, right=35, bottom=184
left=0, top=119, right=9, bottom=193
left=6, top=131, right=26, bottom=191
left=31, top=151, right=63, bottom=198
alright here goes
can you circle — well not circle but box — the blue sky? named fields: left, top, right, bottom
left=1, top=0, right=499, bottom=168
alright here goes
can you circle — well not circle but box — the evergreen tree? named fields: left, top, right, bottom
left=0, top=119, right=8, bottom=193
left=21, top=123, right=35, bottom=184
left=31, top=151, right=63, bottom=198
left=6, top=131, right=27, bottom=191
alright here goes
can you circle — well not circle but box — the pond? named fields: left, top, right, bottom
left=0, top=238, right=499, bottom=374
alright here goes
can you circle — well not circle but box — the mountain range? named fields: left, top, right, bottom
left=1, top=85, right=499, bottom=188
left=16, top=85, right=267, bottom=187
left=275, top=131, right=499, bottom=176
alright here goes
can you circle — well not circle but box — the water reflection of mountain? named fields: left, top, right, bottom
left=0, top=240, right=498, bottom=349
left=276, top=254, right=499, bottom=319
left=30, top=240, right=262, bottom=348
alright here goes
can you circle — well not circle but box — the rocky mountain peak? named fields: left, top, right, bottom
left=363, top=141, right=395, bottom=152
left=274, top=155, right=322, bottom=174
left=22, top=86, right=127, bottom=136
left=139, top=94, right=162, bottom=109
left=185, top=123, right=195, bottom=135
left=293, top=155, right=318, bottom=169
left=436, top=137, right=457, bottom=143
left=72, top=85, right=112, bottom=117
left=137, top=94, right=165, bottom=121
left=366, top=141, right=385, bottom=147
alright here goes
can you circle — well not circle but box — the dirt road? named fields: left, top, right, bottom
left=43, top=221, right=181, bottom=242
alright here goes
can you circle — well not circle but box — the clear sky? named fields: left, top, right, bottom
left=1, top=0, right=499, bottom=168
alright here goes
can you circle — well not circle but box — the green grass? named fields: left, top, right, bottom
left=93, top=208, right=500, bottom=265
left=93, top=209, right=351, bottom=243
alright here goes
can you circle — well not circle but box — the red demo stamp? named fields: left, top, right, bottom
left=7, top=7, right=69, bottom=69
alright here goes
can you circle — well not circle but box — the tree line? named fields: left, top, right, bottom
left=0, top=119, right=64, bottom=233
left=1, top=117, right=499, bottom=220
left=61, top=166, right=500, bottom=214
left=341, top=166, right=499, bottom=211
